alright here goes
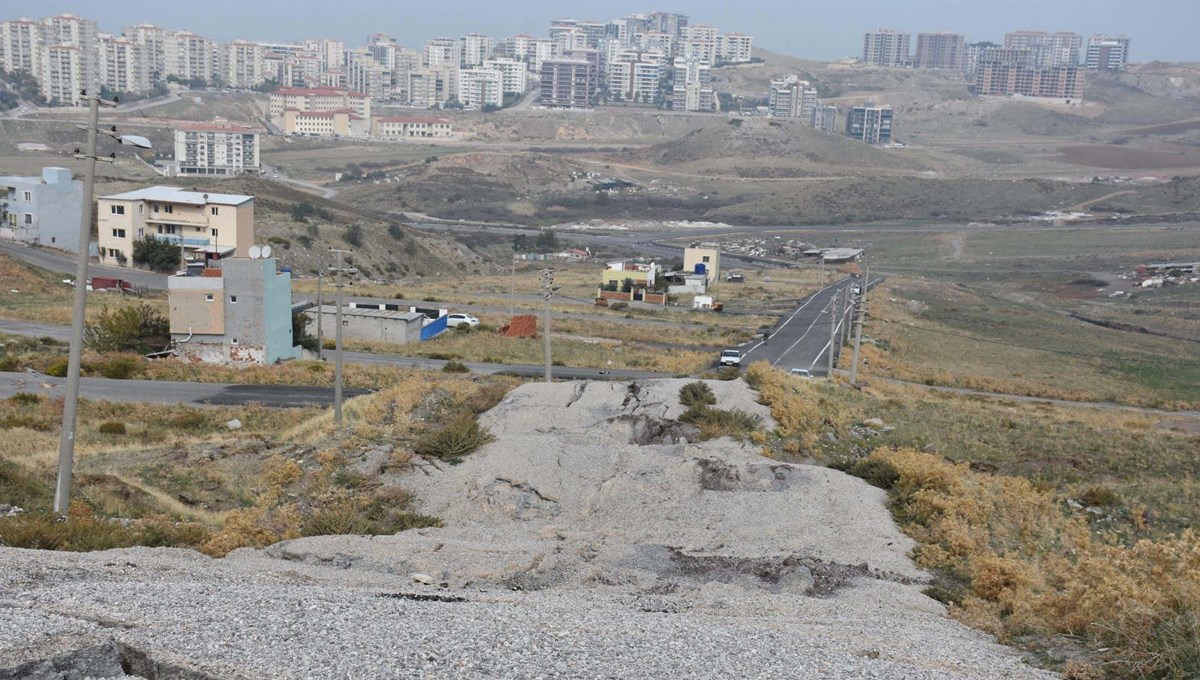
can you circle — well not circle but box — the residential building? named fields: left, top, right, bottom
left=40, top=45, right=85, bottom=106
left=424, top=37, right=461, bottom=68
left=0, top=18, right=45, bottom=77
left=482, top=57, right=528, bottom=94
left=220, top=40, right=265, bottom=88
left=811, top=104, right=839, bottom=133
left=305, top=305, right=426, bottom=345
left=1086, top=35, right=1130, bottom=71
left=172, top=123, right=261, bottom=177
left=281, top=109, right=368, bottom=137
left=97, top=186, right=255, bottom=267
left=168, top=256, right=300, bottom=365
left=648, top=11, right=688, bottom=42
left=371, top=116, right=453, bottom=139
left=672, top=55, right=716, bottom=112
left=680, top=24, right=719, bottom=63
left=538, top=57, right=596, bottom=109
left=862, top=29, right=910, bottom=67
left=97, top=33, right=148, bottom=94
left=42, top=13, right=97, bottom=92
left=347, top=51, right=395, bottom=101
left=1004, top=31, right=1082, bottom=68
left=845, top=105, right=893, bottom=145
left=718, top=33, right=753, bottom=63
left=269, top=87, right=371, bottom=120
left=914, top=32, right=964, bottom=69
left=457, top=67, right=503, bottom=109
left=460, top=33, right=494, bottom=68
left=683, top=243, right=721, bottom=284
left=122, top=24, right=168, bottom=85
left=976, top=61, right=1084, bottom=100
left=963, top=41, right=999, bottom=76
left=164, top=31, right=216, bottom=84
left=0, top=167, right=82, bottom=252
left=601, top=260, right=660, bottom=288
left=606, top=50, right=664, bottom=103
left=769, top=76, right=817, bottom=119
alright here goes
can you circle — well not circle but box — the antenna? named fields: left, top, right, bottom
left=248, top=245, right=262, bottom=260
left=261, top=244, right=272, bottom=259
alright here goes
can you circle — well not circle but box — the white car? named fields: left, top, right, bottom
left=719, top=349, right=743, bottom=367
left=789, top=368, right=813, bottom=378
left=446, top=313, right=480, bottom=328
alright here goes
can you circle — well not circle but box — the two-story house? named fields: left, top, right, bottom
left=0, top=167, right=82, bottom=252
left=96, top=186, right=254, bottom=268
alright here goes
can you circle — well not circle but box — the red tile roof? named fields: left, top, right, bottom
left=275, top=87, right=367, bottom=98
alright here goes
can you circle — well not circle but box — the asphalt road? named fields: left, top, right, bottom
left=0, top=372, right=364, bottom=408
left=739, top=277, right=859, bottom=375
left=0, top=241, right=167, bottom=290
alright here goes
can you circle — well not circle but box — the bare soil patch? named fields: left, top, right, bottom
left=1053, top=145, right=1200, bottom=169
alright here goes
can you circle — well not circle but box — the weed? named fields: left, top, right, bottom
left=45, top=358, right=68, bottom=377
left=442, top=361, right=469, bottom=373
left=679, top=404, right=760, bottom=441
left=679, top=381, right=717, bottom=407
left=97, top=421, right=126, bottom=435
left=8, top=393, right=41, bottom=405
left=414, top=417, right=494, bottom=461
left=97, top=356, right=140, bottom=380
left=835, top=458, right=900, bottom=490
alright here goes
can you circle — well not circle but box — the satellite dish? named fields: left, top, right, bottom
left=261, top=244, right=273, bottom=259
left=248, top=245, right=262, bottom=260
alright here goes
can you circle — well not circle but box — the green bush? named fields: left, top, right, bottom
left=8, top=393, right=41, bottom=405
left=45, top=358, right=68, bottom=377
left=343, top=224, right=364, bottom=247
left=679, top=381, right=716, bottom=407
left=0, top=356, right=18, bottom=372
left=834, top=458, right=901, bottom=490
left=386, top=223, right=405, bottom=240
left=609, top=302, right=629, bottom=311
left=679, top=404, right=760, bottom=441
left=97, top=421, right=126, bottom=435
left=97, top=356, right=139, bottom=379
left=414, top=417, right=494, bottom=461
left=131, top=235, right=181, bottom=272
left=442, top=361, right=470, bottom=373
left=84, top=305, right=170, bottom=354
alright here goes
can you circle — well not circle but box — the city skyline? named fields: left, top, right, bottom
left=0, top=0, right=1194, bottom=63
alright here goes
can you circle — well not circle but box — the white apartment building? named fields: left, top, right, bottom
left=347, top=51, right=394, bottom=101
left=269, top=87, right=371, bottom=120
left=482, top=57, right=528, bottom=93
left=165, top=31, right=216, bottom=83
left=680, top=24, right=719, bottom=63
left=122, top=24, right=167, bottom=85
left=372, top=116, right=453, bottom=140
left=1004, top=31, right=1082, bottom=69
left=97, top=34, right=148, bottom=94
left=173, top=123, right=261, bottom=177
left=718, top=33, right=753, bottom=63
left=424, top=37, right=461, bottom=68
left=672, top=55, right=716, bottom=112
left=1086, top=34, right=1130, bottom=71
left=41, top=45, right=84, bottom=106
left=0, top=18, right=45, bottom=76
left=607, top=50, right=665, bottom=103
left=769, top=76, right=817, bottom=119
left=97, top=186, right=255, bottom=267
left=862, top=29, right=910, bottom=67
left=457, top=67, right=503, bottom=109
left=43, top=13, right=97, bottom=91
left=460, top=33, right=494, bottom=68
left=220, top=40, right=265, bottom=88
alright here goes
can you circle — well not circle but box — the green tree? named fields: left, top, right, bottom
left=291, top=312, right=319, bottom=352
left=131, top=235, right=181, bottom=272
left=512, top=233, right=531, bottom=252
left=534, top=230, right=560, bottom=253
left=84, top=305, right=170, bottom=354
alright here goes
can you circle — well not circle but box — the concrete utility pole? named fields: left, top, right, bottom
left=316, top=255, right=324, bottom=361
left=510, top=256, right=517, bottom=318
left=330, top=248, right=351, bottom=426
left=850, top=261, right=870, bottom=386
left=54, top=90, right=151, bottom=515
left=826, top=289, right=840, bottom=377
left=541, top=268, right=554, bottom=383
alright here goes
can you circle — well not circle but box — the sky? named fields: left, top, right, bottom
left=1, top=0, right=1195, bottom=63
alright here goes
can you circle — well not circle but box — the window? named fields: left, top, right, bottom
left=22, top=191, right=31, bottom=201
left=211, top=228, right=218, bottom=237
left=23, top=213, right=32, bottom=226
left=210, top=207, right=219, bottom=215
left=205, top=294, right=213, bottom=302
left=231, top=338, right=238, bottom=345
left=137, top=204, right=143, bottom=214
left=230, top=295, right=237, bottom=303
left=702, top=256, right=710, bottom=263
left=110, top=205, right=125, bottom=215
left=111, top=228, right=126, bottom=238
left=107, top=248, right=120, bottom=258
left=162, top=204, right=173, bottom=214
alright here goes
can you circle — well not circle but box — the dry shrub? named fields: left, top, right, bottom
left=869, top=446, right=1200, bottom=676
left=200, top=455, right=304, bottom=556
left=414, top=417, right=494, bottom=461
left=0, top=503, right=207, bottom=552
left=745, top=362, right=825, bottom=447
left=679, top=381, right=717, bottom=407
left=97, top=421, right=126, bottom=435
left=679, top=404, right=760, bottom=441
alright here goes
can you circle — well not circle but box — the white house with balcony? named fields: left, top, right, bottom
left=96, top=186, right=254, bottom=268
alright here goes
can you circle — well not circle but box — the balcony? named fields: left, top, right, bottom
left=153, top=234, right=211, bottom=247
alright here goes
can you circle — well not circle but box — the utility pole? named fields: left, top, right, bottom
left=826, top=288, right=840, bottom=377
left=54, top=90, right=151, bottom=515
left=541, top=268, right=557, bottom=383
left=316, top=254, right=324, bottom=361
left=330, top=248, right=351, bottom=426
left=850, top=261, right=869, bottom=386
left=510, top=256, right=516, bottom=318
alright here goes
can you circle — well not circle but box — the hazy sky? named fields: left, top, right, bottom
left=2, top=0, right=1195, bottom=62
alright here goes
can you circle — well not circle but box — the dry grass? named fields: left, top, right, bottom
left=0, top=253, right=167, bottom=325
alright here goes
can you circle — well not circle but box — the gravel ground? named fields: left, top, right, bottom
left=0, top=379, right=1059, bottom=679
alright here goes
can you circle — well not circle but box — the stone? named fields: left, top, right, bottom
left=225, top=419, right=242, bottom=431
left=862, top=418, right=884, bottom=428
left=412, top=573, right=434, bottom=585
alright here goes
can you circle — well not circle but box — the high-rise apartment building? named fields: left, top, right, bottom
left=845, top=105, right=893, bottom=145
left=672, top=54, right=716, bottom=112
left=914, top=33, right=964, bottom=69
left=172, top=123, right=261, bottom=177
left=862, top=29, right=910, bottom=67
left=1003, top=31, right=1082, bottom=68
left=122, top=24, right=168, bottom=86
left=97, top=34, right=148, bottom=94
left=41, top=45, right=85, bottom=105
left=976, top=61, right=1084, bottom=100
left=0, top=18, right=45, bottom=76
left=718, top=33, right=753, bottom=63
left=423, top=37, right=461, bottom=68
left=42, top=13, right=97, bottom=91
left=482, top=58, right=528, bottom=94
left=768, top=76, right=817, bottom=119
left=606, top=50, right=665, bottom=103
left=457, top=68, right=503, bottom=109
left=964, top=41, right=999, bottom=76
left=460, top=33, right=494, bottom=68
left=165, top=31, right=216, bottom=84
left=538, top=58, right=596, bottom=109
left=221, top=40, right=265, bottom=88
left=680, top=24, right=719, bottom=63
left=1086, top=35, right=1130, bottom=71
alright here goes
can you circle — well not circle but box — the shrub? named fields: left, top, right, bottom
left=414, top=417, right=494, bottom=461
left=386, top=223, right=405, bottom=240
left=0, top=356, right=17, bottom=372
left=343, top=223, right=364, bottom=247
left=85, top=305, right=170, bottom=354
left=0, top=505, right=208, bottom=552
left=131, top=235, right=182, bottom=272
left=97, top=421, right=126, bottom=435
left=8, top=393, right=41, bottom=405
left=679, top=381, right=716, bottom=407
left=837, top=458, right=900, bottom=490
left=609, top=302, right=629, bottom=311
left=45, top=358, right=68, bottom=377
left=442, top=360, right=469, bottom=373
left=679, top=404, right=760, bottom=441
left=97, top=356, right=139, bottom=379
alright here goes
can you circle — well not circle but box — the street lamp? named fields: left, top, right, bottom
left=53, top=90, right=152, bottom=515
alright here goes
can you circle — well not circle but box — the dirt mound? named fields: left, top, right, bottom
left=498, top=314, right=537, bottom=338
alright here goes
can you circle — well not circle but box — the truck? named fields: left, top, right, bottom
left=719, top=349, right=743, bottom=367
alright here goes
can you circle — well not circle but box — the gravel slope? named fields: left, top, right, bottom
left=0, top=379, right=1058, bottom=679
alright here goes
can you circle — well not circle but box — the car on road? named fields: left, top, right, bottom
left=719, top=349, right=743, bottom=367
left=789, top=368, right=813, bottom=378
left=446, top=313, right=480, bottom=328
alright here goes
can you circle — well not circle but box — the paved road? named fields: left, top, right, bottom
left=739, top=277, right=858, bottom=375
left=0, top=241, right=167, bottom=290
left=0, top=372, right=364, bottom=408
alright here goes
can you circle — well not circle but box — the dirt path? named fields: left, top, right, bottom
left=1067, top=189, right=1136, bottom=212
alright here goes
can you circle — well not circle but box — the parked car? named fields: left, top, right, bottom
left=789, top=368, right=813, bottom=378
left=446, top=313, right=480, bottom=328
left=446, top=311, right=477, bottom=328
left=719, top=349, right=743, bottom=367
